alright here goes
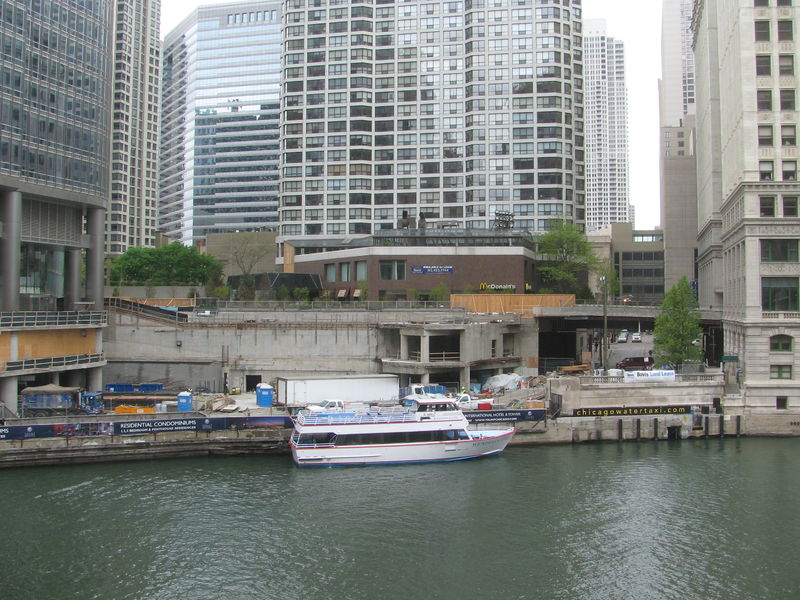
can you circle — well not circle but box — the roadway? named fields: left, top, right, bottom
left=595, top=329, right=655, bottom=370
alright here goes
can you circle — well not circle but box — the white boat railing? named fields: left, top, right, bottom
left=294, top=409, right=465, bottom=426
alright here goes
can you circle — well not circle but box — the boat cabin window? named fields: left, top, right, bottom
left=417, top=402, right=457, bottom=412
left=335, top=429, right=467, bottom=445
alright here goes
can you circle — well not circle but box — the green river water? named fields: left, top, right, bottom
left=1, top=438, right=799, bottom=599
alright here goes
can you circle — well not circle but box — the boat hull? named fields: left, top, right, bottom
left=291, top=428, right=514, bottom=466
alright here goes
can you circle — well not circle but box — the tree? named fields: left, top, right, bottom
left=653, top=276, right=704, bottom=369
left=430, top=282, right=449, bottom=302
left=536, top=222, right=598, bottom=295
left=227, top=232, right=273, bottom=277
left=108, top=243, right=223, bottom=287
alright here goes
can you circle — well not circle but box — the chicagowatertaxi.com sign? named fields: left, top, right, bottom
left=572, top=405, right=693, bottom=417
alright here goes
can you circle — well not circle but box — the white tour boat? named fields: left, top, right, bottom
left=289, top=397, right=515, bottom=467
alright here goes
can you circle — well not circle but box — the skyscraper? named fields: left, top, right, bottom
left=160, top=1, right=282, bottom=246
left=693, top=0, right=800, bottom=407
left=659, top=0, right=698, bottom=291
left=0, top=0, right=113, bottom=412
left=583, top=19, right=630, bottom=231
left=108, top=0, right=162, bottom=255
left=278, top=0, right=585, bottom=243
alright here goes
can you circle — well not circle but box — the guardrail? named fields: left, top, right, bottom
left=578, top=372, right=725, bottom=385
left=0, top=311, right=106, bottom=329
left=3, top=353, right=105, bottom=372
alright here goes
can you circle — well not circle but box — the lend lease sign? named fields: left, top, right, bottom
left=411, top=265, right=454, bottom=274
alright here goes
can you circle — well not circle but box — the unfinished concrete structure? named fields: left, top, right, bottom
left=103, top=303, right=540, bottom=394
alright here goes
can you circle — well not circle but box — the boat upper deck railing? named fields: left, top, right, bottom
left=295, top=409, right=464, bottom=426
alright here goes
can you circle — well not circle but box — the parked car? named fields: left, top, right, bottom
left=616, top=332, right=628, bottom=343
left=615, top=356, right=654, bottom=370
left=631, top=332, right=642, bottom=343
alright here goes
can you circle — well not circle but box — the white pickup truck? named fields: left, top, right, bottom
left=453, top=393, right=494, bottom=410
left=306, top=399, right=370, bottom=412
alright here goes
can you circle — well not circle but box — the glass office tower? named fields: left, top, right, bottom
left=160, top=1, right=283, bottom=245
left=0, top=0, right=113, bottom=411
left=278, top=0, right=585, bottom=241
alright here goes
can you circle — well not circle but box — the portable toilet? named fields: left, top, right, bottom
left=256, top=383, right=274, bottom=407
left=177, top=391, right=193, bottom=412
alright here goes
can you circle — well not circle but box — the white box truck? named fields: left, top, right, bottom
left=275, top=375, right=400, bottom=408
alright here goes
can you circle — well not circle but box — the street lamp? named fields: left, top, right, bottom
left=600, top=275, right=608, bottom=373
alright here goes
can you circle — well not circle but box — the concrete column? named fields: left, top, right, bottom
left=421, top=372, right=430, bottom=384
left=87, top=366, right=103, bottom=393
left=1, top=190, right=22, bottom=311
left=86, top=207, right=105, bottom=310
left=460, top=366, right=470, bottom=392
left=50, top=371, right=60, bottom=385
left=420, top=332, right=430, bottom=362
left=0, top=376, right=19, bottom=417
left=400, top=333, right=408, bottom=360
left=64, top=248, right=82, bottom=310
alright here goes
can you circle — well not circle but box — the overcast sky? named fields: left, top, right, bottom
left=161, top=0, right=664, bottom=230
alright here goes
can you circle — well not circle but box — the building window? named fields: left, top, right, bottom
left=754, top=0, right=769, bottom=6
left=783, top=196, right=798, bottom=216
left=355, top=260, right=367, bottom=281
left=762, top=277, right=799, bottom=311
left=759, top=125, right=773, bottom=146
left=781, top=89, right=796, bottom=111
left=756, top=54, right=772, bottom=76
left=777, top=0, right=792, bottom=6
left=784, top=161, right=798, bottom=180
left=340, top=262, right=351, bottom=282
left=760, top=162, right=775, bottom=181
left=780, top=54, right=795, bottom=76
left=778, top=20, right=794, bottom=41
left=782, top=125, right=796, bottom=146
left=761, top=239, right=799, bottom=262
left=379, top=260, right=406, bottom=280
left=757, top=89, right=773, bottom=110
left=325, top=263, right=336, bottom=282
left=761, top=196, right=776, bottom=216
left=770, top=365, right=793, bottom=379
left=777, top=396, right=789, bottom=410
left=755, top=20, right=771, bottom=41
left=770, top=334, right=793, bottom=351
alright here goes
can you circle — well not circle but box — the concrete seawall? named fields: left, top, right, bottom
left=2, top=412, right=798, bottom=468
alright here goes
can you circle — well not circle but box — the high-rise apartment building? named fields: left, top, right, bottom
left=108, top=0, right=161, bottom=255
left=659, top=0, right=698, bottom=292
left=278, top=0, right=585, bottom=244
left=160, top=1, right=282, bottom=246
left=0, top=0, right=113, bottom=413
left=693, top=0, right=800, bottom=409
left=583, top=19, right=630, bottom=231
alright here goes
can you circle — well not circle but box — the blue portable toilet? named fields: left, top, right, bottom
left=177, top=391, right=193, bottom=412
left=256, top=383, right=274, bottom=407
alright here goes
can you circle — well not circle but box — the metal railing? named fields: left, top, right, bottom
left=3, top=353, right=105, bottom=372
left=105, top=297, right=188, bottom=323
left=578, top=372, right=725, bottom=385
left=295, top=408, right=464, bottom=426
left=408, top=351, right=462, bottom=362
left=0, top=311, right=106, bottom=329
